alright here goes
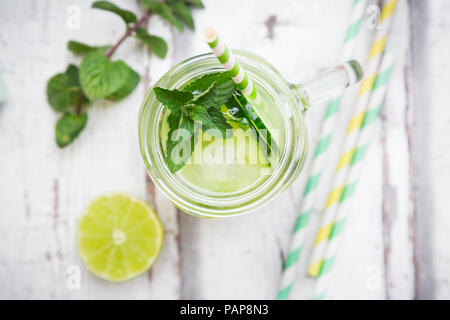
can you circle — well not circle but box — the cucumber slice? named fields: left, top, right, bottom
left=224, top=92, right=278, bottom=156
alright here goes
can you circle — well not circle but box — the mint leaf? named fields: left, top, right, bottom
left=92, top=1, right=137, bottom=24
left=168, top=1, right=195, bottom=30
left=108, top=66, right=140, bottom=101
left=166, top=116, right=195, bottom=173
left=47, top=73, right=72, bottom=112
left=135, top=28, right=168, bottom=59
left=47, top=65, right=85, bottom=112
left=203, top=107, right=233, bottom=138
left=65, top=64, right=79, bottom=86
left=79, top=51, right=129, bottom=100
left=192, top=82, right=217, bottom=104
left=183, top=72, right=222, bottom=93
left=167, top=112, right=181, bottom=129
left=180, top=116, right=195, bottom=134
left=152, top=2, right=184, bottom=32
left=67, top=41, right=111, bottom=55
left=65, top=64, right=86, bottom=106
left=194, top=72, right=236, bottom=109
left=188, top=105, right=213, bottom=125
left=153, top=87, right=193, bottom=114
left=140, top=0, right=154, bottom=10
left=55, top=112, right=88, bottom=147
left=183, top=0, right=204, bottom=8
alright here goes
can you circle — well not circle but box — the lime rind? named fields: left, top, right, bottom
left=77, top=193, right=164, bottom=282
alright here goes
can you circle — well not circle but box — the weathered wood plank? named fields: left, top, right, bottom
left=379, top=0, right=415, bottom=299
left=0, top=0, right=70, bottom=299
left=410, top=0, right=450, bottom=300
left=0, top=0, right=181, bottom=299
left=143, top=14, right=182, bottom=300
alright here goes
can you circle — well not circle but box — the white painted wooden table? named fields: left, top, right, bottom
left=1, top=0, right=449, bottom=300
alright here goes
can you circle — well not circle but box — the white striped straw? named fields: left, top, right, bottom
left=307, top=0, right=398, bottom=278
left=313, top=52, right=394, bottom=299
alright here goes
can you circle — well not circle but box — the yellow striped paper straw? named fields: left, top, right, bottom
left=277, top=0, right=367, bottom=300
left=204, top=27, right=261, bottom=104
left=307, top=0, right=398, bottom=278
left=313, top=52, right=394, bottom=299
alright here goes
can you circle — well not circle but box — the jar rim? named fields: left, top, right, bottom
left=138, top=51, right=308, bottom=217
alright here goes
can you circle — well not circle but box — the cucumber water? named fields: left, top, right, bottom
left=159, top=72, right=284, bottom=195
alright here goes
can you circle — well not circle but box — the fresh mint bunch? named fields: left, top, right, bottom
left=154, top=71, right=279, bottom=173
left=46, top=0, right=203, bottom=147
left=154, top=72, right=237, bottom=173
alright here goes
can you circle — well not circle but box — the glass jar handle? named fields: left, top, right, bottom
left=290, top=60, right=363, bottom=111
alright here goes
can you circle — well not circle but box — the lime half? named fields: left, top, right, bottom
left=77, top=193, right=164, bottom=282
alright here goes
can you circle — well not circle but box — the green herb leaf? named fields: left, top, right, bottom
left=167, top=112, right=181, bottom=129
left=180, top=116, right=195, bottom=134
left=166, top=116, right=195, bottom=173
left=140, top=0, right=154, bottom=10
left=92, top=1, right=137, bottom=25
left=79, top=51, right=129, bottom=100
left=203, top=107, right=233, bottom=138
left=47, top=65, right=85, bottom=112
left=108, top=66, right=140, bottom=101
left=188, top=104, right=213, bottom=125
left=65, top=64, right=86, bottom=106
left=47, top=74, right=72, bottom=112
left=183, top=0, right=204, bottom=8
left=153, top=87, right=193, bottom=114
left=152, top=2, right=184, bottom=33
left=183, top=72, right=222, bottom=93
left=67, top=41, right=111, bottom=55
left=168, top=1, right=195, bottom=30
left=135, top=28, right=168, bottom=59
left=194, top=72, right=236, bottom=109
left=55, top=112, right=88, bottom=147
left=65, top=64, right=80, bottom=86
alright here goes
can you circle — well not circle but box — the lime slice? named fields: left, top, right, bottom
left=77, top=193, right=164, bottom=282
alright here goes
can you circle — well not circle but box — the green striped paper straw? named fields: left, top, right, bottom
left=277, top=0, right=367, bottom=300
left=313, top=52, right=394, bottom=300
left=205, top=27, right=261, bottom=104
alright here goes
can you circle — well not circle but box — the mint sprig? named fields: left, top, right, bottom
left=46, top=0, right=204, bottom=148
left=154, top=72, right=237, bottom=173
left=155, top=71, right=278, bottom=173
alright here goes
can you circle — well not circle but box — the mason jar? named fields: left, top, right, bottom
left=138, top=51, right=362, bottom=218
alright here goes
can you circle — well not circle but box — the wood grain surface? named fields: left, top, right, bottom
left=0, top=0, right=448, bottom=299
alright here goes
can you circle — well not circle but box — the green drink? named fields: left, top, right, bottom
left=138, top=51, right=362, bottom=217
left=158, top=71, right=283, bottom=194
